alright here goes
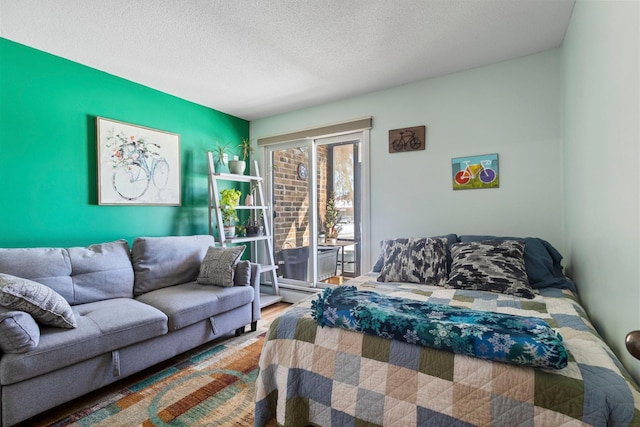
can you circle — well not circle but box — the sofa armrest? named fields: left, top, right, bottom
left=249, top=263, right=261, bottom=324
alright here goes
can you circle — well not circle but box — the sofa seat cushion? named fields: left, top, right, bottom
left=0, top=298, right=167, bottom=385
left=135, top=282, right=254, bottom=331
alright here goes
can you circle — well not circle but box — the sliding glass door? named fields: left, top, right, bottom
left=266, top=132, right=364, bottom=288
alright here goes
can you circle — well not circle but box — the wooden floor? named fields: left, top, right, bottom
left=260, top=301, right=291, bottom=323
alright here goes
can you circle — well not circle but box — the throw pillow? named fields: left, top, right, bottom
left=0, top=307, right=40, bottom=353
left=0, top=273, right=78, bottom=328
left=233, top=260, right=252, bottom=286
left=197, top=246, right=246, bottom=287
left=377, top=237, right=448, bottom=286
left=446, top=240, right=534, bottom=299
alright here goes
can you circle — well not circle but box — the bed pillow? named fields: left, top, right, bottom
left=0, top=307, right=40, bottom=353
left=446, top=240, right=535, bottom=299
left=372, top=233, right=457, bottom=273
left=376, top=237, right=448, bottom=285
left=0, top=273, right=78, bottom=328
left=197, top=246, right=246, bottom=287
left=457, top=235, right=575, bottom=291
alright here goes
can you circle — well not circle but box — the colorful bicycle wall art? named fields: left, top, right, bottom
left=96, top=117, right=181, bottom=205
left=451, top=153, right=499, bottom=190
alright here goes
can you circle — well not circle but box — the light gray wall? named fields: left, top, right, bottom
left=251, top=49, right=564, bottom=272
left=562, top=0, right=640, bottom=382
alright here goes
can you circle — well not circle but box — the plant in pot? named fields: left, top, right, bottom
left=228, top=138, right=253, bottom=175
left=213, top=143, right=230, bottom=173
left=220, top=188, right=241, bottom=238
left=244, top=181, right=257, bottom=206
left=245, top=211, right=264, bottom=236
left=323, top=192, right=341, bottom=244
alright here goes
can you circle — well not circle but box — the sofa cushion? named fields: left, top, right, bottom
left=132, top=235, right=216, bottom=296
left=67, top=240, right=134, bottom=303
left=0, top=274, right=77, bottom=328
left=0, top=247, right=73, bottom=302
left=136, top=281, right=254, bottom=331
left=0, top=298, right=168, bottom=385
left=197, top=246, right=246, bottom=287
left=0, top=240, right=134, bottom=305
left=0, top=307, right=40, bottom=354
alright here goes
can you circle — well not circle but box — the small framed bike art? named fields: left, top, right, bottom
left=388, top=125, right=426, bottom=153
left=96, top=117, right=181, bottom=205
left=451, top=153, right=499, bottom=190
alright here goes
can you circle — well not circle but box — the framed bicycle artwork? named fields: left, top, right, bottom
left=96, top=117, right=181, bottom=205
left=388, top=125, right=426, bottom=153
left=451, top=153, right=499, bottom=190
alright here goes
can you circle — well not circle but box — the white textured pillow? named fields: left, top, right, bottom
left=197, top=246, right=246, bottom=287
left=0, top=273, right=77, bottom=328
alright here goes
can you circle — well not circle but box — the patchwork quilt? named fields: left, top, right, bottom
left=255, top=274, right=640, bottom=427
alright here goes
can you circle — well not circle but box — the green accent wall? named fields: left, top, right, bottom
left=0, top=38, right=248, bottom=247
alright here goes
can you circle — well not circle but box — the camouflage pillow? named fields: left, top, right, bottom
left=446, top=240, right=534, bottom=299
left=376, top=237, right=448, bottom=285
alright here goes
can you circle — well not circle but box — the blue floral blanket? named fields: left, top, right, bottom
left=311, top=285, right=568, bottom=369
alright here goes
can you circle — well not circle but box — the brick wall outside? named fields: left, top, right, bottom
left=272, top=146, right=328, bottom=251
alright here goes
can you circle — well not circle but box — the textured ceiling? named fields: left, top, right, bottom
left=0, top=0, right=575, bottom=120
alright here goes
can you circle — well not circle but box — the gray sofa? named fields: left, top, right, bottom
left=0, top=235, right=260, bottom=426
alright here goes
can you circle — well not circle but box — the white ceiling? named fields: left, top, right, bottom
left=0, top=0, right=575, bottom=121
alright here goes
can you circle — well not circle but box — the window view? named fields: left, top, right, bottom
left=270, top=137, right=361, bottom=287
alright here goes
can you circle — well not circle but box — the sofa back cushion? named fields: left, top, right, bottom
left=132, top=235, right=216, bottom=296
left=0, top=240, right=134, bottom=305
left=67, top=240, right=134, bottom=303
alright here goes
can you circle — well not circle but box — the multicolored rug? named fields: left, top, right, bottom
left=33, top=329, right=273, bottom=427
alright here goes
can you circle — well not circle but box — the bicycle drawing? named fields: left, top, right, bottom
left=452, top=153, right=499, bottom=190
left=108, top=133, right=170, bottom=200
left=389, top=126, right=426, bottom=153
left=97, top=117, right=180, bottom=205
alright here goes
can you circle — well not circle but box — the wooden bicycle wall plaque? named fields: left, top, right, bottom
left=388, top=125, right=426, bottom=153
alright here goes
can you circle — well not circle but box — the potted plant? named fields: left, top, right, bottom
left=245, top=211, right=264, bottom=236
left=323, top=192, right=341, bottom=244
left=228, top=138, right=253, bottom=175
left=244, top=181, right=258, bottom=206
left=220, top=188, right=241, bottom=238
left=213, top=143, right=230, bottom=173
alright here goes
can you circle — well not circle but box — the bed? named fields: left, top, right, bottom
left=254, top=235, right=640, bottom=426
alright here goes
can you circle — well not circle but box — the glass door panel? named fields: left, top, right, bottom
left=270, top=143, right=313, bottom=285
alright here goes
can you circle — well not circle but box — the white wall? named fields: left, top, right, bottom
left=562, top=0, right=640, bottom=382
left=251, top=49, right=564, bottom=271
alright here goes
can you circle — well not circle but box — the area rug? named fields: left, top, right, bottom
left=33, top=327, right=274, bottom=427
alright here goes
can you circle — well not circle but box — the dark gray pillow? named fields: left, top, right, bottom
left=376, top=237, right=448, bottom=285
left=446, top=240, right=534, bottom=299
left=0, top=307, right=40, bottom=353
left=233, top=260, right=252, bottom=286
left=197, top=246, right=246, bottom=287
left=0, top=273, right=78, bottom=328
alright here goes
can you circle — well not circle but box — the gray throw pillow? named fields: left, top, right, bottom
left=0, top=273, right=77, bottom=328
left=197, top=246, right=246, bottom=287
left=377, top=237, right=448, bottom=285
left=0, top=307, right=40, bottom=353
left=233, top=260, right=252, bottom=286
left=445, top=240, right=534, bottom=299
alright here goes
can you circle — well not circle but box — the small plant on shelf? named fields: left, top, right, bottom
left=220, top=188, right=241, bottom=238
left=245, top=211, right=264, bottom=236
left=213, top=142, right=230, bottom=172
left=239, top=137, right=254, bottom=161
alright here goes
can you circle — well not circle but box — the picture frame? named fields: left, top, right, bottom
left=451, top=153, right=499, bottom=190
left=388, top=125, right=426, bottom=153
left=96, top=117, right=181, bottom=205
